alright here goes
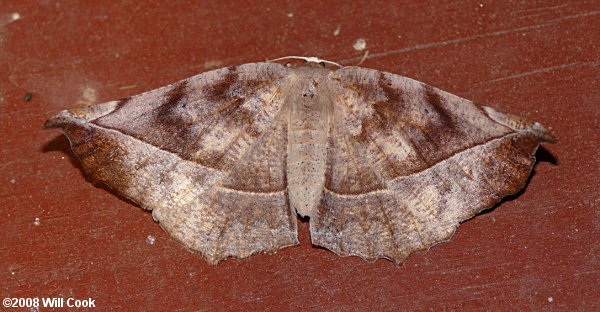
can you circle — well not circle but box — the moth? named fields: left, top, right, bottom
left=45, top=56, right=555, bottom=265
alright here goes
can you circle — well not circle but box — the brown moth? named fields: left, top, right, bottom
left=45, top=56, right=555, bottom=265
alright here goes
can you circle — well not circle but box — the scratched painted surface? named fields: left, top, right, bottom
left=0, top=1, right=598, bottom=311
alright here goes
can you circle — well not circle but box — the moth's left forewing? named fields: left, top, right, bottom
left=310, top=67, right=554, bottom=264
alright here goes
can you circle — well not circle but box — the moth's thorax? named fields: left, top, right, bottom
left=286, top=64, right=332, bottom=217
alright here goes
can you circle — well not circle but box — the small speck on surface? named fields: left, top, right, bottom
left=287, top=13, right=293, bottom=17
left=33, top=217, right=40, bottom=226
left=548, top=296, right=554, bottom=303
left=353, top=38, right=367, bottom=51
left=24, top=93, right=33, bottom=102
left=146, top=235, right=156, bottom=245
left=333, top=25, right=341, bottom=36
left=10, top=178, right=15, bottom=184
left=11, top=12, right=20, bottom=21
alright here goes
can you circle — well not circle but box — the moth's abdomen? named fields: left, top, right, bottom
left=286, top=88, right=329, bottom=218
left=288, top=130, right=328, bottom=217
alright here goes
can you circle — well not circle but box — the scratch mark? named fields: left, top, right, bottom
left=118, top=85, right=137, bottom=90
left=487, top=62, right=600, bottom=83
left=546, top=10, right=600, bottom=23
left=573, top=270, right=598, bottom=276
left=426, top=262, right=513, bottom=275
left=338, top=10, right=600, bottom=65
left=459, top=279, right=513, bottom=290
left=516, top=3, right=568, bottom=14
left=516, top=3, right=570, bottom=19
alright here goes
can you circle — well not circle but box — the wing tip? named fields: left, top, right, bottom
left=44, top=109, right=81, bottom=130
left=530, top=121, right=556, bottom=143
left=44, top=100, right=121, bottom=130
left=481, top=106, right=556, bottom=144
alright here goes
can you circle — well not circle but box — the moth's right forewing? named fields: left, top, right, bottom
left=46, top=62, right=299, bottom=264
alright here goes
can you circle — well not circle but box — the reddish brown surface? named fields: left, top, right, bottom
left=1, top=1, right=598, bottom=311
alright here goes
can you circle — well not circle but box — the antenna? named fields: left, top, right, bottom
left=268, top=56, right=342, bottom=68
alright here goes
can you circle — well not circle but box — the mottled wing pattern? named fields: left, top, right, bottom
left=311, top=67, right=555, bottom=263
left=45, top=63, right=298, bottom=264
